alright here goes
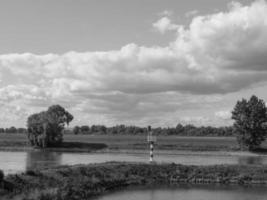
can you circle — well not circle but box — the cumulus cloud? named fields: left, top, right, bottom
left=0, top=103, right=29, bottom=127
left=185, top=10, right=199, bottom=18
left=215, top=110, right=232, bottom=120
left=1, top=0, right=267, bottom=127
left=153, top=17, right=179, bottom=34
left=158, top=10, right=173, bottom=17
left=180, top=116, right=212, bottom=126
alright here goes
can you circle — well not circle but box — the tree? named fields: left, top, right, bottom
left=232, top=95, right=267, bottom=150
left=73, top=126, right=80, bottom=135
left=5, top=127, right=17, bottom=133
left=176, top=123, right=184, bottom=134
left=27, top=105, right=73, bottom=148
left=81, top=125, right=90, bottom=134
left=17, top=128, right=27, bottom=134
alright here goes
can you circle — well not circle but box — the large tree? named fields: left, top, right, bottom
left=27, top=105, right=73, bottom=148
left=232, top=95, right=267, bottom=150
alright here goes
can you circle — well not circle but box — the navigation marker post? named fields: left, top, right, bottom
left=147, top=126, right=156, bottom=163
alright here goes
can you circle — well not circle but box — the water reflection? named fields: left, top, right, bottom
left=1, top=150, right=267, bottom=175
left=238, top=156, right=263, bottom=165
left=94, top=186, right=267, bottom=200
left=26, top=151, right=62, bottom=171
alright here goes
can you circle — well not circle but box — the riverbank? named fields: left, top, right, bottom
left=1, top=162, right=267, bottom=200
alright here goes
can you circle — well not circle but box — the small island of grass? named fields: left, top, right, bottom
left=1, top=162, right=267, bottom=200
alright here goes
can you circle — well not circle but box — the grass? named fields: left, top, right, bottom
left=1, top=133, right=267, bottom=152
left=1, top=162, right=267, bottom=200
left=0, top=133, right=240, bottom=152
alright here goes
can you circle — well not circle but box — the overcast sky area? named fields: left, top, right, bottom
left=0, top=0, right=267, bottom=128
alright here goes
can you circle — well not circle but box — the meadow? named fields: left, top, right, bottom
left=2, top=132, right=267, bottom=153
left=0, top=133, right=242, bottom=152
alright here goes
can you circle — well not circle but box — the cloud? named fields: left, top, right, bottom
left=180, top=116, right=212, bottom=125
left=0, top=103, right=29, bottom=127
left=1, top=0, right=267, bottom=127
left=152, top=17, right=179, bottom=34
left=215, top=110, right=232, bottom=120
left=185, top=10, right=199, bottom=18
left=158, top=10, right=173, bottom=17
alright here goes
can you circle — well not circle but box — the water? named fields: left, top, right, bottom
left=93, top=186, right=267, bottom=200
left=1, top=150, right=267, bottom=175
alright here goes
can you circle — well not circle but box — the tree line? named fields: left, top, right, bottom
left=0, top=124, right=234, bottom=137
left=72, top=124, right=234, bottom=136
left=0, top=127, right=27, bottom=134
left=1, top=95, right=267, bottom=151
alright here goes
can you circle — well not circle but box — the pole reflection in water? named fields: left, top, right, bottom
left=26, top=150, right=62, bottom=171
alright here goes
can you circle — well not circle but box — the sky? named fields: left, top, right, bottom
left=0, top=0, right=267, bottom=128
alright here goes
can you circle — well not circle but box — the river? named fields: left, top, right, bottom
left=1, top=150, right=267, bottom=174
left=93, top=186, right=267, bottom=200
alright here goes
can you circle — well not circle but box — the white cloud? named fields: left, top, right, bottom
left=1, top=0, right=267, bottom=127
left=152, top=17, right=180, bottom=34
left=215, top=110, right=232, bottom=120
left=185, top=10, right=199, bottom=18
left=180, top=116, right=212, bottom=126
left=0, top=103, right=29, bottom=127
left=158, top=10, right=173, bottom=17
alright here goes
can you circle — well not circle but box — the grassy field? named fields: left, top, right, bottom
left=1, top=133, right=267, bottom=152
left=64, top=134, right=240, bottom=151
left=0, top=133, right=239, bottom=152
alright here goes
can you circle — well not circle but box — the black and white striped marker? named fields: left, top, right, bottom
left=150, top=141, right=154, bottom=162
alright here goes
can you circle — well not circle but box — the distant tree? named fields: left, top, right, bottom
left=176, top=123, right=184, bottom=134
left=73, top=126, right=80, bottom=135
left=232, top=95, right=267, bottom=151
left=81, top=125, right=90, bottom=134
left=99, top=125, right=107, bottom=134
left=5, top=127, right=17, bottom=133
left=17, top=128, right=27, bottom=134
left=27, top=105, right=73, bottom=148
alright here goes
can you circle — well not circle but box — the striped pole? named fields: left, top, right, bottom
left=150, top=141, right=154, bottom=162
left=147, top=125, right=155, bottom=163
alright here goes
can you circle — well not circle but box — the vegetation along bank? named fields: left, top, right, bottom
left=1, top=162, right=267, bottom=200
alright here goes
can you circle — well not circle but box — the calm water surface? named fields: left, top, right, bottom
left=1, top=151, right=267, bottom=174
left=94, top=186, right=267, bottom=200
